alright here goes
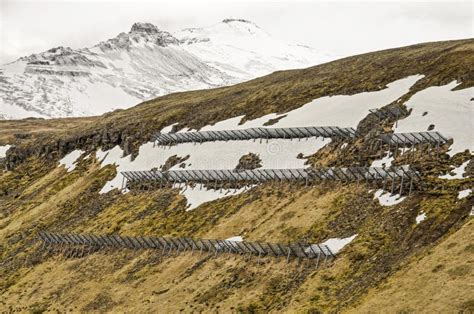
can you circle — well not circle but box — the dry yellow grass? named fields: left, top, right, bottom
left=347, top=219, right=474, bottom=314
left=0, top=117, right=97, bottom=145
left=2, top=249, right=320, bottom=312
left=204, top=185, right=341, bottom=241
left=0, top=160, right=103, bottom=238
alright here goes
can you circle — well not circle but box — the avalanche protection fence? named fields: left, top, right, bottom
left=121, top=166, right=420, bottom=195
left=380, top=132, right=449, bottom=147
left=37, top=231, right=335, bottom=266
left=153, top=124, right=449, bottom=154
left=154, top=106, right=404, bottom=146
left=153, top=126, right=358, bottom=146
left=368, top=131, right=450, bottom=159
left=379, top=131, right=450, bottom=154
left=369, top=107, right=404, bottom=121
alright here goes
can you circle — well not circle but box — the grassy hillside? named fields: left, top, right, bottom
left=1, top=39, right=473, bottom=312
left=348, top=220, right=474, bottom=313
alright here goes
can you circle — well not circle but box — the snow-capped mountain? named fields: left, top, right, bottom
left=0, top=19, right=335, bottom=119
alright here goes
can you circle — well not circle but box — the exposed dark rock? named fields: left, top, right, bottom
left=235, top=153, right=262, bottom=171
left=130, top=22, right=160, bottom=34
left=263, top=115, right=287, bottom=126
left=161, top=154, right=190, bottom=171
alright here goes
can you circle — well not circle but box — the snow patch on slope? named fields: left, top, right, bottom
left=0, top=145, right=11, bottom=158
left=199, top=75, right=422, bottom=130
left=177, top=184, right=248, bottom=211
left=226, top=236, right=243, bottom=242
left=394, top=82, right=474, bottom=156
left=439, top=160, right=469, bottom=180
left=370, top=152, right=394, bottom=168
left=373, top=189, right=406, bottom=206
left=59, top=149, right=84, bottom=172
left=416, top=212, right=426, bottom=224
left=322, top=234, right=358, bottom=254
left=458, top=189, right=472, bottom=199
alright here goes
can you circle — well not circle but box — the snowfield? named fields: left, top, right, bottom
left=241, top=75, right=423, bottom=129
left=393, top=81, right=474, bottom=156
left=175, top=19, right=334, bottom=78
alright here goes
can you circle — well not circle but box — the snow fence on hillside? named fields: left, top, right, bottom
left=38, top=231, right=336, bottom=265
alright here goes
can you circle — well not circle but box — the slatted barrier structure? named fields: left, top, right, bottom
left=381, top=131, right=449, bottom=148
left=121, top=166, right=420, bottom=195
left=37, top=231, right=335, bottom=266
left=153, top=126, right=358, bottom=146
left=369, top=107, right=404, bottom=121
left=368, top=131, right=450, bottom=158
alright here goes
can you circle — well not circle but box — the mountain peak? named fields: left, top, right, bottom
left=94, top=22, right=178, bottom=51
left=130, top=22, right=160, bottom=34
left=45, top=46, right=74, bottom=54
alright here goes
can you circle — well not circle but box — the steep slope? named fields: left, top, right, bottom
left=0, top=39, right=473, bottom=312
left=0, top=20, right=333, bottom=119
left=348, top=219, right=474, bottom=313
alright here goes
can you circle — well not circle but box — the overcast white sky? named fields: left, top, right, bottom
left=0, top=0, right=472, bottom=64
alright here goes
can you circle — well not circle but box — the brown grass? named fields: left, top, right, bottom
left=347, top=220, right=474, bottom=314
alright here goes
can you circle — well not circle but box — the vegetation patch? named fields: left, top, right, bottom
left=235, top=152, right=262, bottom=171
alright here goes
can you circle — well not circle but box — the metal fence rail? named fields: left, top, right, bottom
left=153, top=126, right=358, bottom=145
left=369, top=107, right=403, bottom=121
left=37, top=231, right=335, bottom=266
left=380, top=131, right=450, bottom=146
left=367, top=131, right=450, bottom=158
left=121, top=166, right=420, bottom=195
